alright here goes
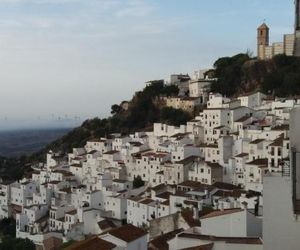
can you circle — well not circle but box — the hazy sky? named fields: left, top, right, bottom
left=0, top=0, right=295, bottom=123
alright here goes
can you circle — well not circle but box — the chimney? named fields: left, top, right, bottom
left=198, top=201, right=203, bottom=212
left=193, top=205, right=199, bottom=220
left=219, top=202, right=224, bottom=211
left=204, top=189, right=208, bottom=197
left=241, top=201, right=248, bottom=210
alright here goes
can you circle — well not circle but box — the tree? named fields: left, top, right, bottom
left=111, top=104, right=122, bottom=115
left=0, top=236, right=35, bottom=250
left=0, top=218, right=16, bottom=237
left=133, top=175, right=145, bottom=189
left=212, top=53, right=251, bottom=96
left=160, top=107, right=192, bottom=126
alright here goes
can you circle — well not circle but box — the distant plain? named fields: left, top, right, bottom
left=0, top=128, right=71, bottom=157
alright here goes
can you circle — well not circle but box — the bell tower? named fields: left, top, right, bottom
left=257, top=23, right=269, bottom=60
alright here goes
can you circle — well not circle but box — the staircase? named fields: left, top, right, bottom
left=282, top=161, right=291, bottom=177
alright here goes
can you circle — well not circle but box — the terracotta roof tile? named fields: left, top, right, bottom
left=212, top=182, right=240, bottom=190
left=181, top=243, right=214, bottom=250
left=65, top=236, right=116, bottom=250
left=149, top=229, right=184, bottom=250
left=98, top=219, right=116, bottom=231
left=249, top=139, right=265, bottom=144
left=235, top=153, right=249, bottom=158
left=178, top=233, right=263, bottom=245
left=108, top=224, right=147, bottom=242
left=246, top=158, right=268, bottom=166
left=200, top=208, right=243, bottom=219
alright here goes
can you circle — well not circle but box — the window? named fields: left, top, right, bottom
left=271, top=159, right=275, bottom=167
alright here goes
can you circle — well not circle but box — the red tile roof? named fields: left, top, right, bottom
left=98, top=219, right=116, bottom=231
left=212, top=182, right=240, bottom=191
left=246, top=158, right=268, bottom=166
left=149, top=228, right=184, bottom=250
left=181, top=243, right=214, bottom=250
left=181, top=210, right=201, bottom=227
left=65, top=236, right=116, bottom=250
left=249, top=139, right=265, bottom=144
left=200, top=208, right=243, bottom=219
left=235, top=153, right=249, bottom=158
left=178, top=233, right=263, bottom=245
left=108, top=224, right=147, bottom=243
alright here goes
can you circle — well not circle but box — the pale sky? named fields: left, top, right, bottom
left=0, top=0, right=295, bottom=126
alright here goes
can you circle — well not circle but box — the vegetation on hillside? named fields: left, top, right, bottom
left=133, top=175, right=145, bottom=189
left=23, top=80, right=191, bottom=164
left=0, top=156, right=26, bottom=181
left=261, top=55, right=300, bottom=96
left=0, top=219, right=35, bottom=250
left=211, top=53, right=300, bottom=97
left=3, top=53, right=300, bottom=181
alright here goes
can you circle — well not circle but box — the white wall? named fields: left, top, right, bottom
left=200, top=211, right=247, bottom=237
left=263, top=175, right=300, bottom=250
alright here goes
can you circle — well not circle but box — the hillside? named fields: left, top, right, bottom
left=2, top=53, right=300, bottom=181
left=31, top=54, right=300, bottom=161
left=211, top=53, right=300, bottom=97
left=0, top=81, right=191, bottom=177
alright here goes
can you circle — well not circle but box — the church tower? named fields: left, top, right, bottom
left=257, top=23, right=269, bottom=60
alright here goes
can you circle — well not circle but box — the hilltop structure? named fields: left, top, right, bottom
left=257, top=23, right=295, bottom=60
left=257, top=0, right=300, bottom=59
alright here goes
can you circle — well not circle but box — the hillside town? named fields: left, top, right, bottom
left=1, top=1, right=300, bottom=250
left=1, top=64, right=300, bottom=250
